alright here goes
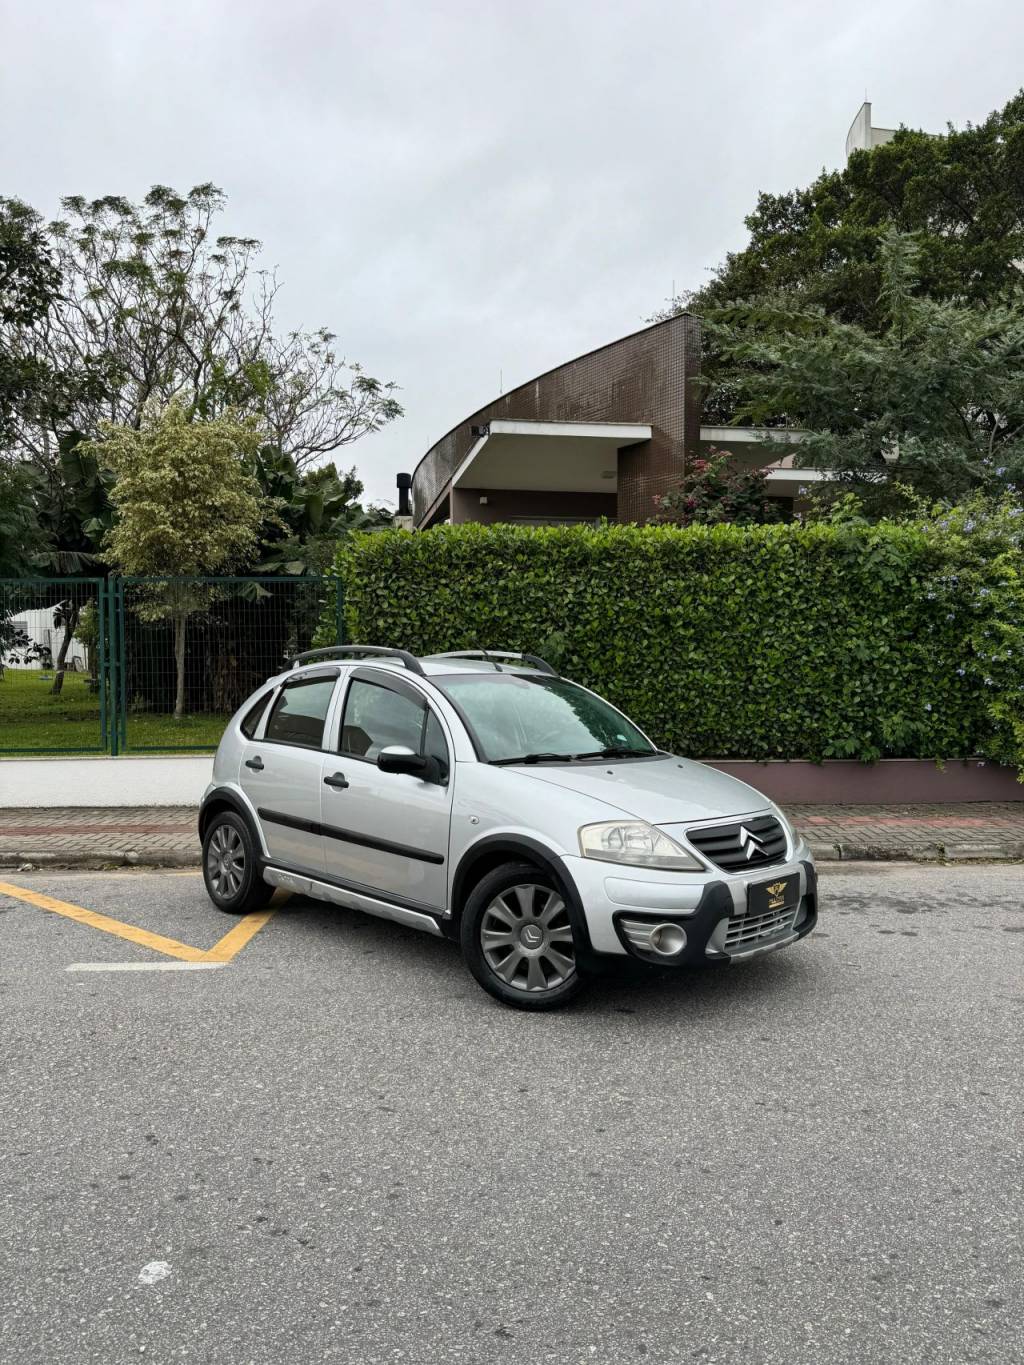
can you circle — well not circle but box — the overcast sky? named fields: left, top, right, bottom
left=3, top=0, right=1023, bottom=504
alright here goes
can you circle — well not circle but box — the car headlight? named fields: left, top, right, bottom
left=578, top=820, right=704, bottom=871
left=773, top=806, right=797, bottom=849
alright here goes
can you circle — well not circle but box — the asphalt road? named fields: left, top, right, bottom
left=0, top=863, right=1021, bottom=1365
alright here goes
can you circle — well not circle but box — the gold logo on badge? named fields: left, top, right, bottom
left=765, top=880, right=788, bottom=908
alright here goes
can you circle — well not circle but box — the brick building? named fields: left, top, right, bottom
left=407, top=314, right=814, bottom=529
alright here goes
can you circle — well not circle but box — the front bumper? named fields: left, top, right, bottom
left=561, top=849, right=817, bottom=967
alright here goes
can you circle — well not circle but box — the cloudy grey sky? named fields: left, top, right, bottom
left=3, top=0, right=1023, bottom=504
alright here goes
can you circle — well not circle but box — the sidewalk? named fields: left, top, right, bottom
left=1, top=803, right=1023, bottom=869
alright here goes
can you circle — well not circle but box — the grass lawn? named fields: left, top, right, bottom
left=0, top=668, right=229, bottom=753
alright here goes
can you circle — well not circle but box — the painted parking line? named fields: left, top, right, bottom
left=0, top=880, right=277, bottom=965
left=66, top=962, right=227, bottom=973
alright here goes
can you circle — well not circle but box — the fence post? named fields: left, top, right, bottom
left=117, top=577, right=128, bottom=752
left=98, top=580, right=108, bottom=751
left=107, top=579, right=119, bottom=756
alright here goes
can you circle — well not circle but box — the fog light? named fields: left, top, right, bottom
left=649, top=923, right=687, bottom=956
left=620, top=918, right=688, bottom=957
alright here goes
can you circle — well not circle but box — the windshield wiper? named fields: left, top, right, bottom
left=572, top=746, right=656, bottom=760
left=489, top=752, right=575, bottom=766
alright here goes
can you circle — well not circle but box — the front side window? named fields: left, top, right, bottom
left=340, top=679, right=426, bottom=759
left=436, top=675, right=654, bottom=763
left=264, top=677, right=336, bottom=749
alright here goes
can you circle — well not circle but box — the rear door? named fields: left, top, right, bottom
left=238, top=669, right=340, bottom=875
left=320, top=668, right=453, bottom=910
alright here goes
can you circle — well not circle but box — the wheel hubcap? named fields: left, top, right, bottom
left=481, top=884, right=576, bottom=993
left=207, top=825, right=244, bottom=898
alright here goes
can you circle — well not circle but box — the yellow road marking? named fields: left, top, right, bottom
left=0, top=880, right=276, bottom=965
left=202, top=909, right=277, bottom=963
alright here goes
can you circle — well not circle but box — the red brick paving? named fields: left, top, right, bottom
left=1, top=802, right=1022, bottom=866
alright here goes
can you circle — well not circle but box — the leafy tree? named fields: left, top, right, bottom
left=0, top=457, right=45, bottom=577
left=4, top=184, right=401, bottom=469
left=87, top=400, right=266, bottom=718
left=705, top=231, right=1024, bottom=514
left=649, top=448, right=783, bottom=527
left=656, top=90, right=1024, bottom=422
left=250, top=448, right=392, bottom=576
left=676, top=90, right=1024, bottom=324
left=0, top=198, right=59, bottom=442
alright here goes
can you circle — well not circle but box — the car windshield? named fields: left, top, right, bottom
left=435, top=674, right=656, bottom=763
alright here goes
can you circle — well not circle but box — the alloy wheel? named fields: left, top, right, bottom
left=207, top=823, right=245, bottom=899
left=480, top=883, right=576, bottom=993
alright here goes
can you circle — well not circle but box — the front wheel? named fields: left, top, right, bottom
left=202, top=811, right=274, bottom=915
left=460, top=862, right=588, bottom=1011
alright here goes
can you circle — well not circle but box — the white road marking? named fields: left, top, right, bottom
left=138, top=1261, right=172, bottom=1286
left=66, top=962, right=226, bottom=973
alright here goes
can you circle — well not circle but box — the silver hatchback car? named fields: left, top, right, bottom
left=200, top=647, right=818, bottom=1009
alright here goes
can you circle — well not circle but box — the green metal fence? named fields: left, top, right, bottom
left=0, top=575, right=342, bottom=756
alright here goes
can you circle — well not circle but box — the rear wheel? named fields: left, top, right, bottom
left=202, top=811, right=274, bottom=915
left=460, top=862, right=588, bottom=1010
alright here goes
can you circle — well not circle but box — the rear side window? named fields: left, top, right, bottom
left=264, top=677, right=336, bottom=749
left=240, top=691, right=272, bottom=740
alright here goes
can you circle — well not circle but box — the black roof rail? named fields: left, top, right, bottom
left=290, top=645, right=426, bottom=676
left=432, top=650, right=557, bottom=676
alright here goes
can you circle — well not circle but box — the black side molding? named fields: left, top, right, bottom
left=257, top=808, right=444, bottom=866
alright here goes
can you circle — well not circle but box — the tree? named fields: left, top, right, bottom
left=0, top=198, right=59, bottom=443
left=671, top=91, right=1024, bottom=326
left=655, top=90, right=1024, bottom=422
left=0, top=457, right=45, bottom=577
left=4, top=184, right=402, bottom=469
left=87, top=400, right=266, bottom=718
left=249, top=448, right=392, bottom=577
left=649, top=448, right=783, bottom=527
left=705, top=231, right=1024, bottom=514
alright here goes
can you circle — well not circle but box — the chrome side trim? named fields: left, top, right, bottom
left=263, top=867, right=444, bottom=936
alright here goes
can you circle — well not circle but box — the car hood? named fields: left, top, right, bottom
left=517, top=756, right=773, bottom=825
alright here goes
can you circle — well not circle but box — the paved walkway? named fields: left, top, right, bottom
left=1, top=803, right=1022, bottom=867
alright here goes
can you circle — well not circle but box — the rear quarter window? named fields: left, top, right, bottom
left=239, top=690, right=273, bottom=740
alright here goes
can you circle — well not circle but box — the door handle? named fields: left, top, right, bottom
left=323, top=771, right=349, bottom=790
left=245, top=756, right=264, bottom=771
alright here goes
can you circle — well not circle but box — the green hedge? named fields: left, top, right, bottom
left=325, top=513, right=1024, bottom=767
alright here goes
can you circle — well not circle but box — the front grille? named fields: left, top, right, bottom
left=725, top=905, right=798, bottom=949
left=686, top=814, right=787, bottom=872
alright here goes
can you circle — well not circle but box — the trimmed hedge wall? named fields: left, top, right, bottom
left=325, top=516, right=1024, bottom=767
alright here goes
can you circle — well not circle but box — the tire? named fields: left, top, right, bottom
left=202, top=810, right=274, bottom=915
left=460, top=862, right=588, bottom=1011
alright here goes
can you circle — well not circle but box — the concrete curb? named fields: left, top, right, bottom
left=0, top=848, right=202, bottom=871
left=3, top=841, right=1023, bottom=871
left=806, top=840, right=1024, bottom=862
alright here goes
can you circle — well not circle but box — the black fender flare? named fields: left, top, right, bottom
left=450, top=833, right=603, bottom=971
left=198, top=786, right=263, bottom=850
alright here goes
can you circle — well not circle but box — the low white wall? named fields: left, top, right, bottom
left=0, top=755, right=214, bottom=808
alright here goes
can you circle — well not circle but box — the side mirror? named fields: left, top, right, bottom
left=377, top=744, right=431, bottom=778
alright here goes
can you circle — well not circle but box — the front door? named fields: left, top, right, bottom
left=320, top=670, right=453, bottom=910
left=238, top=670, right=340, bottom=875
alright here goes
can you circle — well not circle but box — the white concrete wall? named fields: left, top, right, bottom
left=0, top=755, right=214, bottom=808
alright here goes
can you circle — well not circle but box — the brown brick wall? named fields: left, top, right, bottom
left=413, top=313, right=700, bottom=527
